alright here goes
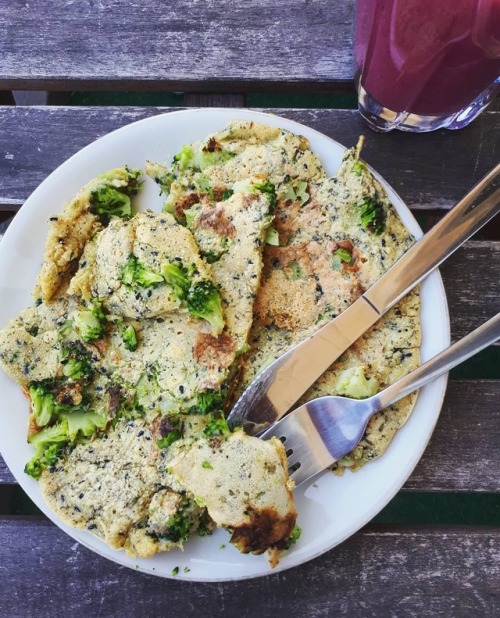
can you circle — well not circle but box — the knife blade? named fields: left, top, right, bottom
left=227, top=163, right=500, bottom=435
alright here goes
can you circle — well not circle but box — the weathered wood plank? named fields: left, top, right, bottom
left=441, top=241, right=500, bottom=342
left=403, top=380, right=500, bottom=492
left=0, top=518, right=498, bottom=616
left=0, top=107, right=498, bottom=212
left=1, top=381, right=498, bottom=489
left=0, top=0, right=354, bottom=91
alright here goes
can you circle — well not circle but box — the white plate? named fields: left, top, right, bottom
left=0, top=109, right=450, bottom=581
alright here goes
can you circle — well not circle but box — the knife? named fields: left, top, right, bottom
left=227, top=163, right=500, bottom=434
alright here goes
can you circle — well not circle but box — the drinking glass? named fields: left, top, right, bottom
left=354, top=0, right=500, bottom=132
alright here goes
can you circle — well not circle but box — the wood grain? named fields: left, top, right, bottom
left=1, top=380, right=498, bottom=489
left=0, top=0, right=354, bottom=91
left=0, top=106, right=497, bottom=212
left=404, top=380, right=500, bottom=492
left=441, top=242, right=500, bottom=342
left=0, top=517, right=498, bottom=616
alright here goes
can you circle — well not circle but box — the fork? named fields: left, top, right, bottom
left=260, top=312, right=500, bottom=487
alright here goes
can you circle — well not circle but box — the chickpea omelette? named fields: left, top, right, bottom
left=0, top=120, right=420, bottom=568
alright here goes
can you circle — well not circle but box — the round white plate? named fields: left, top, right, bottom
left=0, top=108, right=449, bottom=581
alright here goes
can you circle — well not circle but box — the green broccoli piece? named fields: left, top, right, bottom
left=253, top=181, right=277, bottom=212
left=65, top=410, right=108, bottom=440
left=352, top=160, right=367, bottom=176
left=172, top=144, right=196, bottom=170
left=284, top=261, right=305, bottom=281
left=197, top=148, right=235, bottom=171
left=265, top=226, right=280, bottom=246
left=61, top=342, right=95, bottom=380
left=25, top=421, right=69, bottom=479
left=24, top=407, right=109, bottom=479
left=73, top=301, right=106, bottom=343
left=191, top=390, right=227, bottom=415
left=24, top=443, right=64, bottom=479
left=279, top=181, right=309, bottom=206
left=186, top=281, right=224, bottom=335
left=161, top=262, right=191, bottom=300
left=335, top=248, right=353, bottom=264
left=203, top=415, right=230, bottom=437
left=28, top=383, right=56, bottom=427
left=121, top=256, right=164, bottom=288
left=90, top=186, right=132, bottom=222
left=172, top=143, right=235, bottom=173
left=359, top=197, right=386, bottom=235
left=158, top=497, right=194, bottom=543
left=122, top=324, right=138, bottom=351
left=284, top=525, right=302, bottom=549
left=29, top=422, right=68, bottom=449
left=157, top=428, right=182, bottom=449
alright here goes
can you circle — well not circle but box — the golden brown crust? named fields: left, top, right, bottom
left=230, top=507, right=296, bottom=554
left=197, top=204, right=236, bottom=237
left=193, top=332, right=237, bottom=371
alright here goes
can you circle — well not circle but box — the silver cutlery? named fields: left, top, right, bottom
left=227, top=163, right=500, bottom=434
left=260, top=312, right=500, bottom=487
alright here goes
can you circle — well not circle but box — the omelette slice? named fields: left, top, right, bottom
left=238, top=138, right=421, bottom=472
left=146, top=119, right=324, bottom=222
left=69, top=211, right=219, bottom=326
left=39, top=419, right=206, bottom=556
left=35, top=167, right=141, bottom=302
left=168, top=429, right=297, bottom=558
left=185, top=190, right=273, bottom=351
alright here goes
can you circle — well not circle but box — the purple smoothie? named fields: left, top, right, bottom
left=355, top=0, right=500, bottom=117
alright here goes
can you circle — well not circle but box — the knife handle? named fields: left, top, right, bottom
left=364, top=163, right=500, bottom=314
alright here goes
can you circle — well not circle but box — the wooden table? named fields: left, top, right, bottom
left=0, top=2, right=499, bottom=615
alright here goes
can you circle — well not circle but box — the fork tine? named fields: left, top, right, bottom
left=260, top=403, right=335, bottom=487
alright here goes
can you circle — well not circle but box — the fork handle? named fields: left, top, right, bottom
left=375, top=313, right=500, bottom=410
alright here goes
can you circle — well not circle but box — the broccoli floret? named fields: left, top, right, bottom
left=253, top=181, right=277, bottom=212
left=334, top=247, right=353, bottom=264
left=172, top=143, right=235, bottom=173
left=352, top=160, right=367, bottom=176
left=283, top=525, right=302, bottom=549
left=25, top=443, right=64, bottom=479
left=157, top=428, right=182, bottom=449
left=65, top=410, right=108, bottom=440
left=73, top=301, right=106, bottom=343
left=265, top=226, right=280, bottom=246
left=197, top=149, right=235, bottom=171
left=61, top=342, right=95, bottom=380
left=29, top=420, right=68, bottom=448
left=158, top=497, right=194, bottom=543
left=90, top=186, right=132, bottom=223
left=359, top=197, right=386, bottom=235
left=186, top=281, right=224, bottom=335
left=29, top=383, right=56, bottom=427
left=284, top=261, right=305, bottom=281
left=203, top=415, right=230, bottom=437
left=190, top=389, right=227, bottom=415
left=161, top=262, right=191, bottom=300
left=279, top=181, right=309, bottom=206
left=25, top=421, right=69, bottom=479
left=121, top=324, right=138, bottom=351
left=121, top=256, right=164, bottom=288
left=172, top=144, right=196, bottom=170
